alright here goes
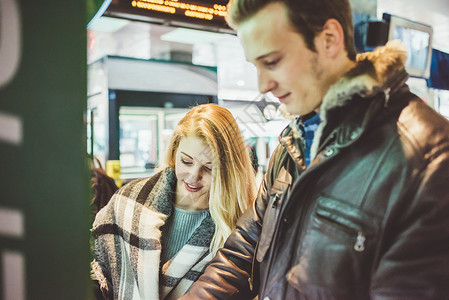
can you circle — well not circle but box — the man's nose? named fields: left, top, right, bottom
left=258, top=69, right=275, bottom=94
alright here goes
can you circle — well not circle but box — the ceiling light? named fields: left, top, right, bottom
left=161, top=28, right=225, bottom=45
left=90, top=16, right=130, bottom=33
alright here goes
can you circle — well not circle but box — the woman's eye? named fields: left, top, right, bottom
left=181, top=158, right=192, bottom=165
left=204, top=166, right=212, bottom=172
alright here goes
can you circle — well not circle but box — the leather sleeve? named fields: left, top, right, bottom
left=371, top=149, right=449, bottom=299
left=179, top=146, right=282, bottom=300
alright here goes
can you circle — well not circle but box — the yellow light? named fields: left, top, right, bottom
left=134, top=1, right=176, bottom=13
left=185, top=10, right=213, bottom=20
left=131, top=0, right=227, bottom=20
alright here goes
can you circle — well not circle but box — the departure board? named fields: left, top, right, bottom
left=107, top=0, right=231, bottom=31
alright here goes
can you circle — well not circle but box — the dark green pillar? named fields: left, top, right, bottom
left=0, top=1, right=91, bottom=299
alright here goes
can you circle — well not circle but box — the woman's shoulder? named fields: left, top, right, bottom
left=93, top=170, right=169, bottom=227
left=118, top=170, right=166, bottom=194
left=114, top=168, right=176, bottom=206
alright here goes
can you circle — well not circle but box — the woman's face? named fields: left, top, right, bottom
left=174, top=136, right=213, bottom=210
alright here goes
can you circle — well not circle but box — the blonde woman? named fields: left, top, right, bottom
left=91, top=103, right=257, bottom=300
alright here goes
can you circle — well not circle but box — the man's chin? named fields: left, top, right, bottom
left=279, top=103, right=322, bottom=118
left=278, top=103, right=298, bottom=120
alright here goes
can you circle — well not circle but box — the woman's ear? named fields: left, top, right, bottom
left=316, top=18, right=345, bottom=58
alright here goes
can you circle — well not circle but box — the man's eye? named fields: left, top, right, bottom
left=265, top=59, right=279, bottom=67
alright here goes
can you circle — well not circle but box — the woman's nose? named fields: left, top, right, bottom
left=187, top=166, right=202, bottom=182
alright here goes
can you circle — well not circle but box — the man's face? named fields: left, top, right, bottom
left=237, top=2, right=328, bottom=116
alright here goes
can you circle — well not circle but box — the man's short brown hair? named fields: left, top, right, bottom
left=226, top=0, right=357, bottom=61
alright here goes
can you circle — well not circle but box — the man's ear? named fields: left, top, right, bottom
left=316, top=18, right=345, bottom=58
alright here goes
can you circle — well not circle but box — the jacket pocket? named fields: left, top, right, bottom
left=256, top=167, right=291, bottom=263
left=286, top=195, right=379, bottom=298
left=314, top=197, right=376, bottom=248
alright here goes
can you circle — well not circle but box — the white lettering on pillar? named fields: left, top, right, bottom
left=0, top=207, right=24, bottom=238
left=0, top=0, right=23, bottom=145
left=0, top=207, right=25, bottom=300
left=0, top=111, right=22, bottom=145
left=2, top=251, right=25, bottom=300
left=0, top=0, right=21, bottom=88
left=0, top=1, right=25, bottom=297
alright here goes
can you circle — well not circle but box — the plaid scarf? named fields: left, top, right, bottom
left=91, top=168, right=215, bottom=300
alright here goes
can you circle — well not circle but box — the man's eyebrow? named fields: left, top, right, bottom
left=254, top=51, right=277, bottom=61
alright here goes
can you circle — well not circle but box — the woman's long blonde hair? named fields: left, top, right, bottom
left=163, top=103, right=257, bottom=255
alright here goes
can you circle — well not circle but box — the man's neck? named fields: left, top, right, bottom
left=331, top=55, right=357, bottom=87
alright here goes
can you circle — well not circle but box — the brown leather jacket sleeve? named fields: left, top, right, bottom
left=179, top=146, right=281, bottom=300
left=370, top=146, right=449, bottom=299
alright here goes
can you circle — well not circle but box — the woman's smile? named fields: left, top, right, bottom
left=183, top=181, right=203, bottom=193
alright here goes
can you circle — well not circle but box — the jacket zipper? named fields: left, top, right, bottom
left=259, top=132, right=319, bottom=296
left=248, top=240, right=259, bottom=291
left=316, top=210, right=368, bottom=252
left=354, top=232, right=366, bottom=252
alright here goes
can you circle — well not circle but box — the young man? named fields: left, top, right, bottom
left=181, top=0, right=449, bottom=299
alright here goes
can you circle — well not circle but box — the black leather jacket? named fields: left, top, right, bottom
left=181, top=45, right=449, bottom=300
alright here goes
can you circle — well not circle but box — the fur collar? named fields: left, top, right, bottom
left=286, top=41, right=407, bottom=141
left=320, top=40, right=407, bottom=116
left=309, top=41, right=408, bottom=159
